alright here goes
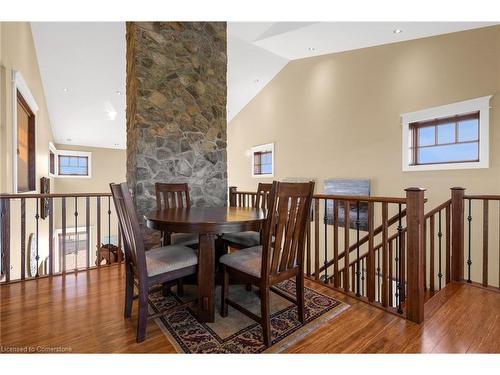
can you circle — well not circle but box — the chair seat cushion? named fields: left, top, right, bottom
left=222, top=231, right=260, bottom=248
left=146, top=245, right=198, bottom=277
left=219, top=245, right=262, bottom=278
left=171, top=233, right=198, bottom=246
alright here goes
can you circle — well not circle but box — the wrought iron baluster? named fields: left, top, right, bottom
left=323, top=199, right=328, bottom=283
left=467, top=198, right=472, bottom=283
left=62, top=197, right=66, bottom=273
left=361, top=257, right=365, bottom=296
left=356, top=201, right=361, bottom=297
left=20, top=198, right=26, bottom=280
left=74, top=197, right=78, bottom=272
left=108, top=196, right=111, bottom=246
left=377, top=248, right=381, bottom=302
left=397, top=203, right=403, bottom=314
left=438, top=210, right=443, bottom=290
left=35, top=198, right=40, bottom=277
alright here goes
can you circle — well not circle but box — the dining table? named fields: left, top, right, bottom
left=144, top=206, right=266, bottom=323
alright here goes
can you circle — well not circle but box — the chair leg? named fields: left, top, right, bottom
left=296, top=272, right=305, bottom=324
left=162, top=282, right=171, bottom=297
left=220, top=266, right=229, bottom=317
left=260, top=287, right=271, bottom=346
left=136, top=290, right=148, bottom=343
left=177, top=279, right=184, bottom=297
left=124, top=265, right=133, bottom=319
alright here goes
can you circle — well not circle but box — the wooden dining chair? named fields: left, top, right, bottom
left=222, top=183, right=273, bottom=249
left=110, top=182, right=198, bottom=343
left=219, top=181, right=315, bottom=346
left=155, top=183, right=198, bottom=247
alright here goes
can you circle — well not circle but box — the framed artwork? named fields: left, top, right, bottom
left=40, top=177, right=51, bottom=219
left=323, top=179, right=370, bottom=231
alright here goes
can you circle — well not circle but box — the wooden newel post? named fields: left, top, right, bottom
left=405, top=187, right=426, bottom=324
left=228, top=186, right=237, bottom=207
left=451, top=187, right=465, bottom=282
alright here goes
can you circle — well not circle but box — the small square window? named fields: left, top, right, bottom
left=251, top=143, right=274, bottom=177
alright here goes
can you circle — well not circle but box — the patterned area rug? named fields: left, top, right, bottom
left=149, top=280, right=349, bottom=353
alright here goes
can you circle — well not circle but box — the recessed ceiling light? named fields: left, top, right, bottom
left=116, top=90, right=121, bottom=95
left=393, top=29, right=403, bottom=34
left=254, top=78, right=260, bottom=83
left=63, top=88, right=69, bottom=92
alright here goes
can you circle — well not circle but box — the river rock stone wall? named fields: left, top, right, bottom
left=126, top=22, right=227, bottom=225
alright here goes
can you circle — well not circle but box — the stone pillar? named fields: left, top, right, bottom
left=126, top=22, right=227, bottom=221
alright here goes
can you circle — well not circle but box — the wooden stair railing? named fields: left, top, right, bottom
left=0, top=192, right=123, bottom=284
left=229, top=186, right=426, bottom=323
left=452, top=188, right=500, bottom=290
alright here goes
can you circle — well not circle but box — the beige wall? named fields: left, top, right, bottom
left=53, top=144, right=126, bottom=193
left=228, top=26, right=500, bottom=287
left=229, top=26, right=499, bottom=200
left=0, top=22, right=57, bottom=280
left=0, top=23, right=126, bottom=279
left=0, top=22, right=56, bottom=193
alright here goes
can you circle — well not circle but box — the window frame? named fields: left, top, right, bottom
left=401, top=96, right=491, bottom=172
left=409, top=112, right=480, bottom=166
left=55, top=150, right=92, bottom=178
left=48, top=142, right=57, bottom=177
left=251, top=143, right=274, bottom=178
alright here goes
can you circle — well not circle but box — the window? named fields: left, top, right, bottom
left=16, top=90, right=36, bottom=192
left=251, top=143, right=274, bottom=177
left=58, top=155, right=89, bottom=176
left=49, top=147, right=92, bottom=178
left=410, top=112, right=479, bottom=165
left=401, top=96, right=491, bottom=171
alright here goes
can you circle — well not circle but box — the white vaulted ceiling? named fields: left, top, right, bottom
left=227, top=21, right=497, bottom=120
left=31, top=22, right=497, bottom=147
left=31, top=22, right=126, bottom=149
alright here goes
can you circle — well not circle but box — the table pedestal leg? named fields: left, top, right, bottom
left=197, top=233, right=215, bottom=322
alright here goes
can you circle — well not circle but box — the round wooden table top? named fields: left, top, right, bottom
left=144, top=206, right=267, bottom=234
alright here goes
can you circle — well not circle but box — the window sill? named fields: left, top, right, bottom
left=252, top=173, right=274, bottom=178
left=55, top=175, right=92, bottom=179
left=403, top=161, right=488, bottom=172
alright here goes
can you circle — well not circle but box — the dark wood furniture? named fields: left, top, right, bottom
left=110, top=182, right=198, bottom=343
left=145, top=206, right=266, bottom=323
left=220, top=181, right=315, bottom=346
left=223, top=183, right=272, bottom=250
left=155, top=183, right=198, bottom=247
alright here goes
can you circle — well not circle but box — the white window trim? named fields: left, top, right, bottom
left=401, top=95, right=492, bottom=172
left=55, top=149, right=92, bottom=178
left=251, top=143, right=274, bottom=178
left=48, top=142, right=57, bottom=177
left=12, top=70, right=39, bottom=193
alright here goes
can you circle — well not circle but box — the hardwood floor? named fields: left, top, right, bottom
left=1, top=265, right=499, bottom=353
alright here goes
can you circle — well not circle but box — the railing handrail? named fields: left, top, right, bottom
left=0, top=192, right=112, bottom=199
left=231, top=189, right=407, bottom=204
left=424, top=199, right=452, bottom=219
left=463, top=194, right=500, bottom=201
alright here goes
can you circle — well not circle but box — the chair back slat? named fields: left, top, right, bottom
left=110, top=183, right=147, bottom=279
left=255, top=183, right=273, bottom=209
left=155, top=183, right=190, bottom=210
left=262, top=181, right=315, bottom=278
